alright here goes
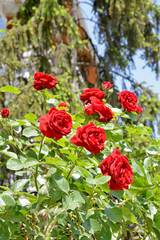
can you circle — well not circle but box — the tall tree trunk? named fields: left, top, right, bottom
left=71, top=0, right=78, bottom=90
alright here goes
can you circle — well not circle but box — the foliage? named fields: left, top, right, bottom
left=0, top=83, right=160, bottom=239
left=93, top=0, right=160, bottom=75
left=0, top=0, right=87, bottom=117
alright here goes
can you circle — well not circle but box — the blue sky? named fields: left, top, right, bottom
left=79, top=1, right=160, bottom=99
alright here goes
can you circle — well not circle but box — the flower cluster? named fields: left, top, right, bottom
left=81, top=89, right=114, bottom=122
left=10, top=71, right=142, bottom=191
left=84, top=97, right=114, bottom=122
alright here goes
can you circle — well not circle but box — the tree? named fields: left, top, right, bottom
left=0, top=0, right=92, bottom=117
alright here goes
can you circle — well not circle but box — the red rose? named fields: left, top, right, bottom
left=58, top=102, right=68, bottom=108
left=118, top=90, right=137, bottom=112
left=80, top=88, right=105, bottom=104
left=38, top=106, right=72, bottom=140
left=135, top=106, right=143, bottom=114
left=100, top=148, right=133, bottom=191
left=84, top=97, right=114, bottom=122
left=70, top=122, right=106, bottom=155
left=102, top=81, right=113, bottom=90
left=1, top=108, right=9, bottom=118
left=33, top=72, right=57, bottom=91
left=84, top=104, right=95, bottom=116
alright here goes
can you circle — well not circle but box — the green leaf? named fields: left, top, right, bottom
left=105, top=207, right=122, bottom=222
left=6, top=159, right=23, bottom=171
left=36, top=144, right=49, bottom=155
left=0, top=220, right=10, bottom=240
left=110, top=190, right=123, bottom=199
left=23, top=158, right=39, bottom=168
left=153, top=227, right=160, bottom=239
left=17, top=198, right=31, bottom=207
left=25, top=113, right=37, bottom=122
left=96, top=224, right=111, bottom=240
left=154, top=215, right=160, bottom=229
left=83, top=218, right=101, bottom=234
left=22, top=127, right=39, bottom=137
left=64, top=195, right=79, bottom=210
left=72, top=190, right=85, bottom=203
left=122, top=207, right=139, bottom=225
left=1, top=194, right=15, bottom=206
left=12, top=125, right=22, bottom=133
left=146, top=145, right=160, bottom=155
left=13, top=179, right=30, bottom=191
left=52, top=174, right=70, bottom=194
left=0, top=150, right=17, bottom=159
left=76, top=166, right=92, bottom=178
left=132, top=161, right=144, bottom=176
left=8, top=119, right=20, bottom=126
left=105, top=124, right=123, bottom=142
left=0, top=85, right=20, bottom=94
left=111, top=108, right=122, bottom=116
left=16, top=191, right=37, bottom=199
left=75, top=113, right=85, bottom=123
left=47, top=98, right=59, bottom=105
left=86, top=176, right=111, bottom=185
left=46, top=157, right=67, bottom=167
left=15, top=170, right=27, bottom=176
left=0, top=197, right=6, bottom=207
left=101, top=123, right=114, bottom=130
left=39, top=185, right=49, bottom=198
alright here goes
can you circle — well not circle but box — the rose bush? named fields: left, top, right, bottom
left=0, top=78, right=159, bottom=240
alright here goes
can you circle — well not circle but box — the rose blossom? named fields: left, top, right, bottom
left=135, top=106, right=143, bottom=114
left=84, top=97, right=114, bottom=122
left=58, top=102, right=68, bottom=108
left=118, top=90, right=143, bottom=114
left=80, top=88, right=105, bottom=104
left=102, top=81, right=113, bottom=90
left=100, top=148, right=133, bottom=191
left=32, top=72, right=57, bottom=91
left=118, top=90, right=137, bottom=112
left=1, top=108, right=9, bottom=118
left=38, top=106, right=72, bottom=140
left=70, top=122, right=106, bottom=155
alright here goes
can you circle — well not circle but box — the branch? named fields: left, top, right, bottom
left=110, top=70, right=135, bottom=84
left=76, top=17, right=98, bottom=26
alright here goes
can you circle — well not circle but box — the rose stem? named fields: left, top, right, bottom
left=66, top=147, right=83, bottom=180
left=43, top=92, right=47, bottom=114
left=35, top=136, right=45, bottom=192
